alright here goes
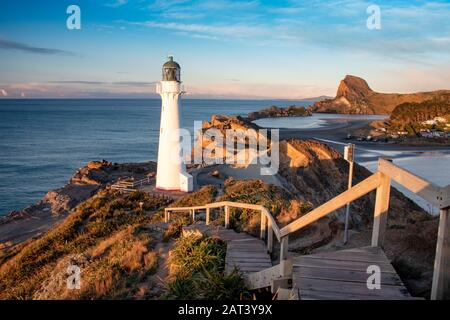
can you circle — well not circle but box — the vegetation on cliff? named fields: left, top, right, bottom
left=390, top=94, right=450, bottom=125
left=0, top=190, right=169, bottom=299
left=247, top=105, right=311, bottom=120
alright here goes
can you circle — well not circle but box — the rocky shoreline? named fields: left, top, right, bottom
left=0, top=160, right=156, bottom=247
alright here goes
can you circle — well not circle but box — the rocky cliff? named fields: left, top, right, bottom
left=312, top=75, right=450, bottom=114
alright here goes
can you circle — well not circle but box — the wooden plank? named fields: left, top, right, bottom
left=280, top=236, right=289, bottom=261
left=228, top=259, right=272, bottom=265
left=296, top=278, right=410, bottom=298
left=228, top=245, right=266, bottom=250
left=267, top=221, right=274, bottom=253
left=371, top=172, right=391, bottom=247
left=227, top=262, right=272, bottom=269
left=244, top=263, right=282, bottom=289
left=431, top=208, right=450, bottom=300
left=293, top=257, right=397, bottom=274
left=294, top=267, right=403, bottom=286
left=337, top=246, right=382, bottom=254
left=227, top=256, right=271, bottom=262
left=224, top=205, right=230, bottom=228
left=260, top=212, right=267, bottom=239
left=378, top=158, right=442, bottom=207
left=299, top=289, right=416, bottom=300
left=303, top=252, right=391, bottom=264
left=280, top=172, right=381, bottom=237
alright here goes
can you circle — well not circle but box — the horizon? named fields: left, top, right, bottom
left=1, top=1, right=450, bottom=99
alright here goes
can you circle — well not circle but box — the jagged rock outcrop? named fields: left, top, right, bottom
left=312, top=75, right=450, bottom=114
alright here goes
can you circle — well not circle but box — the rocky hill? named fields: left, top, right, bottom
left=312, top=75, right=450, bottom=115
left=390, top=93, right=450, bottom=124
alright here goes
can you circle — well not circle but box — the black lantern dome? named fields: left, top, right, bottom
left=162, top=56, right=181, bottom=82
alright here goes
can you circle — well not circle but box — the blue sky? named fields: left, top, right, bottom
left=0, top=0, right=449, bottom=99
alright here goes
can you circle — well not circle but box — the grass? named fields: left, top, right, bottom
left=168, top=235, right=226, bottom=278
left=218, top=178, right=312, bottom=235
left=0, top=190, right=169, bottom=299
left=151, top=185, right=217, bottom=224
left=165, top=234, right=249, bottom=300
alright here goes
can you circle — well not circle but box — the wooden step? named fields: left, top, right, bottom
left=292, top=246, right=417, bottom=300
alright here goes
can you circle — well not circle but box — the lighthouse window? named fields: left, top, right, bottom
left=163, top=67, right=180, bottom=81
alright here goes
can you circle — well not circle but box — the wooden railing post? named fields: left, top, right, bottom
left=267, top=219, right=274, bottom=253
left=206, top=207, right=210, bottom=225
left=280, top=258, right=293, bottom=278
left=164, top=209, right=169, bottom=223
left=224, top=205, right=230, bottom=228
left=260, top=211, right=267, bottom=239
left=371, top=173, right=391, bottom=247
left=280, top=235, right=289, bottom=261
left=431, top=207, right=450, bottom=300
left=191, top=209, right=195, bottom=222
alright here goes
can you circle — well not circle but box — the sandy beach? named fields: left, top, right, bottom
left=271, top=116, right=450, bottom=163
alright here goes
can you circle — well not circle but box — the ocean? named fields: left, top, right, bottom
left=0, top=98, right=311, bottom=215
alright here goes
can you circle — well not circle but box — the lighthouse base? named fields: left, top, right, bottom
left=156, top=172, right=193, bottom=193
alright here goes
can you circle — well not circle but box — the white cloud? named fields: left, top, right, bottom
left=133, top=21, right=268, bottom=38
left=105, top=0, right=128, bottom=8
left=185, top=82, right=333, bottom=99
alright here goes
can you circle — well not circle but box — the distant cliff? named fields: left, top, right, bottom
left=312, top=75, right=450, bottom=115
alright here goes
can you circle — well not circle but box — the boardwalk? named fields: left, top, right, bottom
left=292, top=246, right=414, bottom=300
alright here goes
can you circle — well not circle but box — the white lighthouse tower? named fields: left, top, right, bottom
left=156, top=56, right=193, bottom=192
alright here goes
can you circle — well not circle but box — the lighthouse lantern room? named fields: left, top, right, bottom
left=156, top=56, right=193, bottom=192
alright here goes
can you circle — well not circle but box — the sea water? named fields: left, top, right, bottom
left=0, top=98, right=310, bottom=214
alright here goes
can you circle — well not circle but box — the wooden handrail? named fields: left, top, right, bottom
left=378, top=158, right=446, bottom=208
left=280, top=172, right=382, bottom=237
left=165, top=201, right=281, bottom=241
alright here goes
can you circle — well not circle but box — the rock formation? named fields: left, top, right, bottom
left=312, top=75, right=450, bottom=114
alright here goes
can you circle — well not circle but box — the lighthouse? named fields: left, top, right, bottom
left=156, top=56, right=193, bottom=192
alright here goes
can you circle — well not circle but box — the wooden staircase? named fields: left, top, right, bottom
left=162, top=158, right=450, bottom=300
left=291, top=246, right=414, bottom=300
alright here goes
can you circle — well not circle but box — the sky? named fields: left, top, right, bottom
left=0, top=0, right=449, bottom=99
